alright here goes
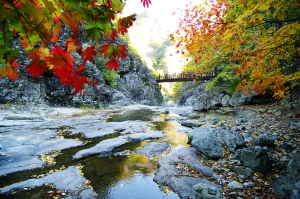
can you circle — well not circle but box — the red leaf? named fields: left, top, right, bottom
left=105, top=59, right=120, bottom=72
left=120, top=14, right=136, bottom=28
left=72, top=76, right=90, bottom=95
left=25, top=61, right=47, bottom=78
left=47, top=46, right=75, bottom=74
left=104, top=29, right=118, bottom=41
left=140, top=0, right=152, bottom=8
left=16, top=2, right=22, bottom=8
left=116, top=45, right=127, bottom=61
left=81, top=46, right=97, bottom=63
left=99, top=44, right=115, bottom=59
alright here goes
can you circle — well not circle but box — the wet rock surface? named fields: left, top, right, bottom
left=1, top=92, right=300, bottom=198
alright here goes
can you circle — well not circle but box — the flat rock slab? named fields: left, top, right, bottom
left=0, top=129, right=83, bottom=176
left=70, top=121, right=148, bottom=138
left=0, top=166, right=95, bottom=198
left=73, top=131, right=166, bottom=159
left=133, top=142, right=170, bottom=157
left=154, top=147, right=218, bottom=198
left=181, top=120, right=203, bottom=128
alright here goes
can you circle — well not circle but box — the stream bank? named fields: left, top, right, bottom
left=0, top=98, right=300, bottom=198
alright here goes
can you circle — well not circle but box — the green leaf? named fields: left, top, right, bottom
left=84, top=23, right=104, bottom=41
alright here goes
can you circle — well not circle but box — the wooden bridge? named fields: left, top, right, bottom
left=155, top=71, right=218, bottom=83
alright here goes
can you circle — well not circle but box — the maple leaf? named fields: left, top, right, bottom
left=141, top=0, right=152, bottom=8
left=25, top=61, right=47, bottom=78
left=59, top=12, right=81, bottom=34
left=64, top=37, right=78, bottom=53
left=81, top=46, right=97, bottom=63
left=47, top=46, right=75, bottom=73
left=99, top=44, right=115, bottom=59
left=116, top=45, right=127, bottom=61
left=104, top=29, right=118, bottom=41
left=5, top=60, right=19, bottom=81
left=121, top=14, right=137, bottom=28
left=105, top=59, right=120, bottom=72
left=72, top=76, right=90, bottom=95
left=20, top=39, right=32, bottom=51
left=64, top=34, right=82, bottom=54
left=51, top=21, right=61, bottom=43
left=25, top=48, right=50, bottom=78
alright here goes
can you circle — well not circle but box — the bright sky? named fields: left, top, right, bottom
left=121, top=0, right=200, bottom=75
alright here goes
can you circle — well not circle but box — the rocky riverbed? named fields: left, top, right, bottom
left=0, top=99, right=300, bottom=199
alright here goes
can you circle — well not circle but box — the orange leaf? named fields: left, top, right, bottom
left=81, top=46, right=97, bottom=63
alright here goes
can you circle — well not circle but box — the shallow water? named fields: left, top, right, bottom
left=0, top=109, right=189, bottom=198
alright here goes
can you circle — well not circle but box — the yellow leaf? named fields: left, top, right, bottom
left=256, top=14, right=264, bottom=21
left=291, top=1, right=299, bottom=8
left=42, top=0, right=57, bottom=14
left=260, top=4, right=269, bottom=11
left=278, top=12, right=285, bottom=21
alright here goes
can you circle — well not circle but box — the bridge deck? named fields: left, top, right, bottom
left=155, top=71, right=218, bottom=83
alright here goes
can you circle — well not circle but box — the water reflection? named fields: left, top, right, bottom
left=0, top=109, right=187, bottom=199
left=151, top=121, right=190, bottom=147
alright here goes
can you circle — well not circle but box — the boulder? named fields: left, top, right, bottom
left=188, top=128, right=223, bottom=159
left=189, top=113, right=200, bottom=119
left=181, top=120, right=203, bottom=128
left=193, top=182, right=224, bottom=199
left=253, top=135, right=277, bottom=148
left=282, top=150, right=300, bottom=197
left=222, top=94, right=231, bottom=106
left=217, top=129, right=245, bottom=152
left=234, top=146, right=272, bottom=172
left=192, top=87, right=225, bottom=111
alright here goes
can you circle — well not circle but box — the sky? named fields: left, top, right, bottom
left=121, top=0, right=199, bottom=74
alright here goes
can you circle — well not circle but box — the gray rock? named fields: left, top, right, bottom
left=281, top=142, right=293, bottom=149
left=222, top=94, right=231, bottom=107
left=244, top=182, right=254, bottom=187
left=170, top=177, right=220, bottom=199
left=234, top=146, right=272, bottom=172
left=133, top=142, right=170, bottom=157
left=275, top=111, right=282, bottom=116
left=188, top=128, right=223, bottom=159
left=181, top=120, right=203, bottom=128
left=253, top=135, right=277, bottom=148
left=193, top=182, right=223, bottom=199
left=0, top=166, right=94, bottom=197
left=73, top=131, right=166, bottom=159
left=229, top=89, right=257, bottom=106
left=192, top=87, right=225, bottom=111
left=227, top=181, right=243, bottom=190
left=217, top=129, right=245, bottom=152
left=189, top=113, right=200, bottom=119
left=73, top=136, right=129, bottom=159
left=280, top=150, right=300, bottom=197
left=275, top=162, right=285, bottom=169
left=234, top=167, right=253, bottom=176
left=79, top=189, right=95, bottom=199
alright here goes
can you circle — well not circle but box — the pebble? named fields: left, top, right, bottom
left=227, top=181, right=243, bottom=190
left=281, top=157, right=291, bottom=162
left=275, top=162, right=285, bottom=169
left=244, top=182, right=254, bottom=187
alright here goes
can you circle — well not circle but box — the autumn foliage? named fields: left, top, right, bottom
left=0, top=0, right=152, bottom=95
left=173, top=0, right=300, bottom=98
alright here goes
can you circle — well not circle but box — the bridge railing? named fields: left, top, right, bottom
left=155, top=70, right=218, bottom=82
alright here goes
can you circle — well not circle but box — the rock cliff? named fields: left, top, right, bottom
left=0, top=25, right=163, bottom=107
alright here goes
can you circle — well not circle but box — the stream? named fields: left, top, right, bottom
left=0, top=106, right=192, bottom=198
